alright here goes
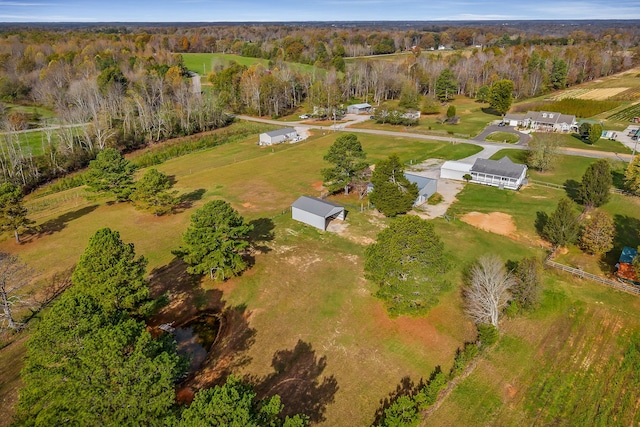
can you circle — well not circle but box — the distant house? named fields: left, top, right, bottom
left=470, top=157, right=527, bottom=190
left=502, top=111, right=577, bottom=132
left=367, top=172, right=437, bottom=206
left=616, top=246, right=639, bottom=286
left=259, top=128, right=298, bottom=146
left=402, top=110, right=421, bottom=120
left=291, top=196, right=345, bottom=231
left=440, top=161, right=473, bottom=181
left=346, top=103, right=372, bottom=114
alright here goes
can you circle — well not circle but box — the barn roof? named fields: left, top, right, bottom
left=349, top=103, right=371, bottom=109
left=263, top=128, right=297, bottom=137
left=291, top=196, right=344, bottom=218
left=441, top=160, right=473, bottom=172
left=471, top=157, right=526, bottom=179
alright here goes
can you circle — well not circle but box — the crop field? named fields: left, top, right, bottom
left=577, top=88, right=629, bottom=100
left=610, top=87, right=640, bottom=101
left=607, top=102, right=640, bottom=122
left=550, top=88, right=594, bottom=100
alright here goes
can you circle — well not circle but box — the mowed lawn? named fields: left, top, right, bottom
left=181, top=53, right=321, bottom=76
left=0, top=128, right=483, bottom=426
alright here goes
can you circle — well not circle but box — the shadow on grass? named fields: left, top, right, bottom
left=612, top=169, right=626, bottom=190
left=249, top=340, right=339, bottom=424
left=33, top=204, right=99, bottom=237
left=600, top=215, right=640, bottom=274
left=248, top=217, right=275, bottom=254
left=535, top=211, right=549, bottom=238
left=177, top=188, right=206, bottom=211
left=371, top=375, right=426, bottom=426
left=481, top=107, right=502, bottom=116
left=564, top=179, right=581, bottom=202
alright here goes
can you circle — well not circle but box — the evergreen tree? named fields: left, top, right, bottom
left=543, top=198, right=581, bottom=247
left=174, top=200, right=253, bottom=280
left=0, top=182, right=32, bottom=243
left=131, top=168, right=179, bottom=216
left=71, top=227, right=149, bottom=314
left=85, top=148, right=137, bottom=202
left=398, top=82, right=419, bottom=110
left=476, top=85, right=490, bottom=102
left=369, top=154, right=418, bottom=217
left=578, top=159, right=612, bottom=208
left=588, top=123, right=603, bottom=145
left=512, top=257, right=543, bottom=310
left=550, top=58, right=568, bottom=89
left=365, top=216, right=450, bottom=317
left=435, top=68, right=457, bottom=102
left=321, top=133, right=368, bottom=195
left=488, top=79, right=514, bottom=115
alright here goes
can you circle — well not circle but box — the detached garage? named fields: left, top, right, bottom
left=259, top=128, right=297, bottom=146
left=291, top=196, right=345, bottom=231
left=440, top=161, right=472, bottom=180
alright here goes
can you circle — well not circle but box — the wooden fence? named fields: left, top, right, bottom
left=544, top=258, right=640, bottom=296
left=529, top=179, right=637, bottom=197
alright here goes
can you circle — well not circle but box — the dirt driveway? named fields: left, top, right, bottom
left=406, top=159, right=464, bottom=219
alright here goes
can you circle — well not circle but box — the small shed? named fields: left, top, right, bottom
left=291, top=196, right=345, bottom=231
left=616, top=246, right=639, bottom=286
left=259, top=128, right=297, bottom=146
left=404, top=172, right=437, bottom=205
left=440, top=161, right=472, bottom=180
left=346, top=103, right=372, bottom=114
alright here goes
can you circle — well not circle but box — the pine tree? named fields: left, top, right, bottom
left=321, top=133, right=368, bottom=195
left=85, top=148, right=137, bottom=202
left=578, top=159, right=612, bottom=208
left=580, top=210, right=615, bottom=255
left=0, top=182, right=32, bottom=243
left=131, top=168, right=179, bottom=215
left=543, top=198, right=581, bottom=247
left=369, top=154, right=418, bottom=217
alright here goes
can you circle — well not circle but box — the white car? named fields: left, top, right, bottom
left=299, top=114, right=309, bottom=119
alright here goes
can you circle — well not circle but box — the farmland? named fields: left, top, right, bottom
left=181, top=52, right=322, bottom=76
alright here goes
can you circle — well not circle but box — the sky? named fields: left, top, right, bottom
left=1, top=0, right=640, bottom=22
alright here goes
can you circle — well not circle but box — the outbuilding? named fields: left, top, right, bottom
left=259, top=128, right=298, bottom=146
left=440, top=161, right=472, bottom=180
left=404, top=173, right=437, bottom=205
left=346, top=103, right=372, bottom=114
left=470, top=157, right=527, bottom=190
left=291, top=196, right=345, bottom=231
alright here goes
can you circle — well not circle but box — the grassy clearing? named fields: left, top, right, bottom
left=485, top=132, right=519, bottom=143
left=427, top=274, right=640, bottom=426
left=539, top=132, right=632, bottom=154
left=353, top=97, right=496, bottom=138
left=181, top=53, right=321, bottom=76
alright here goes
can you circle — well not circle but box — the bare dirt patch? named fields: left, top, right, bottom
left=460, top=211, right=516, bottom=237
left=326, top=220, right=376, bottom=246
left=311, top=181, right=325, bottom=192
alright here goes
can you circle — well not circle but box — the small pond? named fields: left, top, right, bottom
left=172, top=314, right=220, bottom=372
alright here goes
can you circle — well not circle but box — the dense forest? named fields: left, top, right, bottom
left=0, top=21, right=639, bottom=191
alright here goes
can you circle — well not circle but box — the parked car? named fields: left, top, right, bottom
left=299, top=114, right=309, bottom=119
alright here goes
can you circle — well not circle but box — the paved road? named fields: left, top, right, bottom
left=236, top=115, right=633, bottom=162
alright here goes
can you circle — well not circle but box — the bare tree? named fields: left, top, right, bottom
left=464, top=255, right=516, bottom=328
left=0, top=252, right=33, bottom=330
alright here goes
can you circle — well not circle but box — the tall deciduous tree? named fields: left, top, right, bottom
left=580, top=209, right=615, bottom=255
left=588, top=123, right=603, bottom=144
left=365, top=215, right=450, bottom=317
left=178, top=376, right=308, bottom=427
left=0, top=252, right=32, bottom=330
left=543, top=198, right=581, bottom=247
left=464, top=255, right=516, bottom=328
left=85, top=148, right=137, bottom=202
left=625, top=156, right=640, bottom=196
left=321, top=133, right=368, bottom=195
left=488, top=79, right=514, bottom=115
left=527, top=134, right=560, bottom=171
left=0, top=182, right=32, bottom=243
left=579, top=159, right=612, bottom=208
left=174, top=200, right=253, bottom=280
left=71, top=227, right=149, bottom=314
left=369, top=154, right=418, bottom=217
left=435, top=68, right=457, bottom=102
left=131, top=168, right=179, bottom=215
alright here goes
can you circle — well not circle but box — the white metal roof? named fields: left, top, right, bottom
left=291, top=196, right=344, bottom=218
left=441, top=161, right=472, bottom=172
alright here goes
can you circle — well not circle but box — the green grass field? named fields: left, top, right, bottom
left=485, top=132, right=519, bottom=143
left=181, top=53, right=321, bottom=76
left=352, top=96, right=497, bottom=138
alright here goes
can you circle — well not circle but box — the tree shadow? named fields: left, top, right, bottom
left=176, top=188, right=206, bottom=211
left=535, top=211, right=549, bottom=237
left=247, top=217, right=275, bottom=254
left=31, top=205, right=99, bottom=237
left=481, top=106, right=502, bottom=116
left=564, top=179, right=581, bottom=203
left=371, top=375, right=425, bottom=426
left=612, top=169, right=626, bottom=190
left=249, top=340, right=339, bottom=423
left=600, top=215, right=640, bottom=274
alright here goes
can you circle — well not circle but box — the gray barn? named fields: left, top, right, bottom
left=404, top=173, right=438, bottom=205
left=291, top=196, right=345, bottom=231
